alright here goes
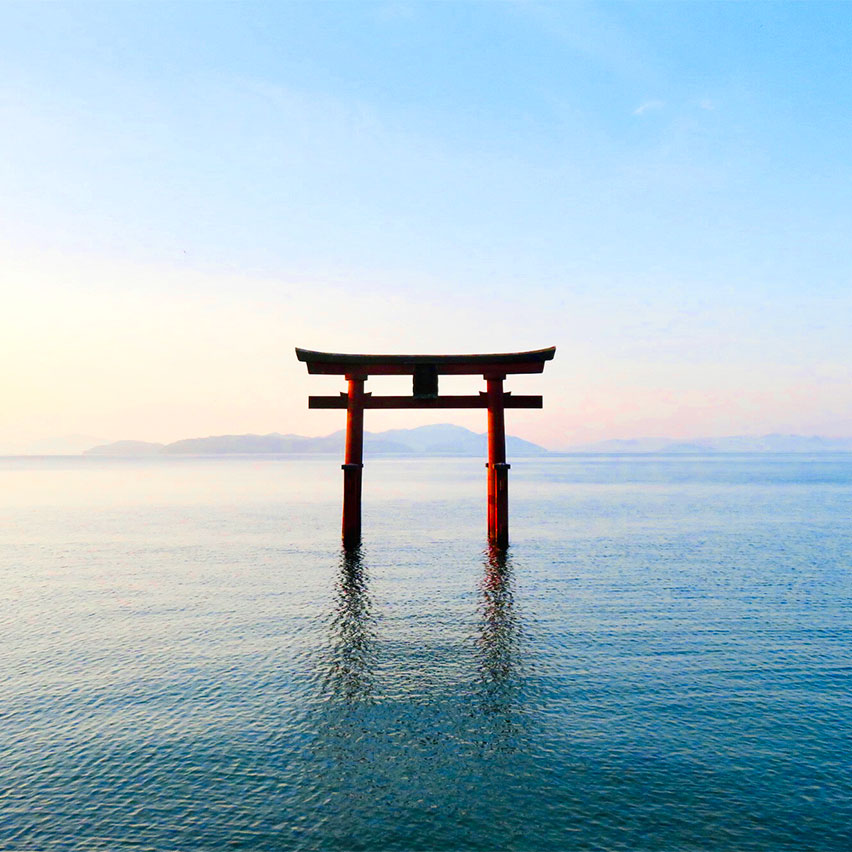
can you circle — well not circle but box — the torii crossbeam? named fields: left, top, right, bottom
left=296, top=346, right=556, bottom=548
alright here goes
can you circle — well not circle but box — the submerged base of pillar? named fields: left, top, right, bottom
left=487, top=462, right=510, bottom=548
left=341, top=463, right=364, bottom=548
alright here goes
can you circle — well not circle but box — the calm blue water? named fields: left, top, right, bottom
left=1, top=454, right=851, bottom=851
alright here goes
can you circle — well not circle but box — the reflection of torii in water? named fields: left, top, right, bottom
left=477, top=547, right=523, bottom=734
left=323, top=548, right=376, bottom=704
left=296, top=347, right=556, bottom=549
left=323, top=548, right=523, bottom=731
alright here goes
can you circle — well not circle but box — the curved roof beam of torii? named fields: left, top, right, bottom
left=295, top=346, right=556, bottom=376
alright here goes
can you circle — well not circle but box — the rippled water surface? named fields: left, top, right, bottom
left=2, top=454, right=851, bottom=851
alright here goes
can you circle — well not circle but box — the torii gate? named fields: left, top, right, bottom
left=296, top=346, right=556, bottom=548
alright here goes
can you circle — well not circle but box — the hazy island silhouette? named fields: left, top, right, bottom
left=78, top=425, right=852, bottom=457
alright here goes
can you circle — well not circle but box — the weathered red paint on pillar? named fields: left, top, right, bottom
left=342, top=375, right=366, bottom=547
left=486, top=376, right=510, bottom=548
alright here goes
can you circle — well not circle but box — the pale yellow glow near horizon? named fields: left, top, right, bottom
left=3, top=242, right=850, bottom=453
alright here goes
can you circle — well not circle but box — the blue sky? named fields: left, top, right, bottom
left=2, top=1, right=851, bottom=450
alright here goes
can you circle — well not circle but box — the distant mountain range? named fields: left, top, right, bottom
left=26, top=430, right=852, bottom=457
left=83, top=424, right=548, bottom=457
left=20, top=434, right=107, bottom=455
left=564, top=435, right=852, bottom=453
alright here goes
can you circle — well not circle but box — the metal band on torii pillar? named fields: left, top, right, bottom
left=295, top=346, right=555, bottom=549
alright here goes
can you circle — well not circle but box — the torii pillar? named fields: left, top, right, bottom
left=296, top=347, right=555, bottom=549
left=342, top=374, right=366, bottom=547
left=486, top=375, right=510, bottom=548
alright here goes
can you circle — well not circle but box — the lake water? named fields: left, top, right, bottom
left=2, top=454, right=851, bottom=851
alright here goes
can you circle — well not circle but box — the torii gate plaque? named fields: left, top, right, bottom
left=296, top=346, right=556, bottom=548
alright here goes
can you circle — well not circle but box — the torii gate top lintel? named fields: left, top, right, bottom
left=295, top=346, right=555, bottom=376
left=295, top=345, right=556, bottom=548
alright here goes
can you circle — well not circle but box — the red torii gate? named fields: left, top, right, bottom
left=296, top=346, right=556, bottom=548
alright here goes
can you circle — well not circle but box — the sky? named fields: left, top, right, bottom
left=2, top=0, right=851, bottom=452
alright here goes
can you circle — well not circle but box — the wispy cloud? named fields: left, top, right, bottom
left=633, top=99, right=665, bottom=116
